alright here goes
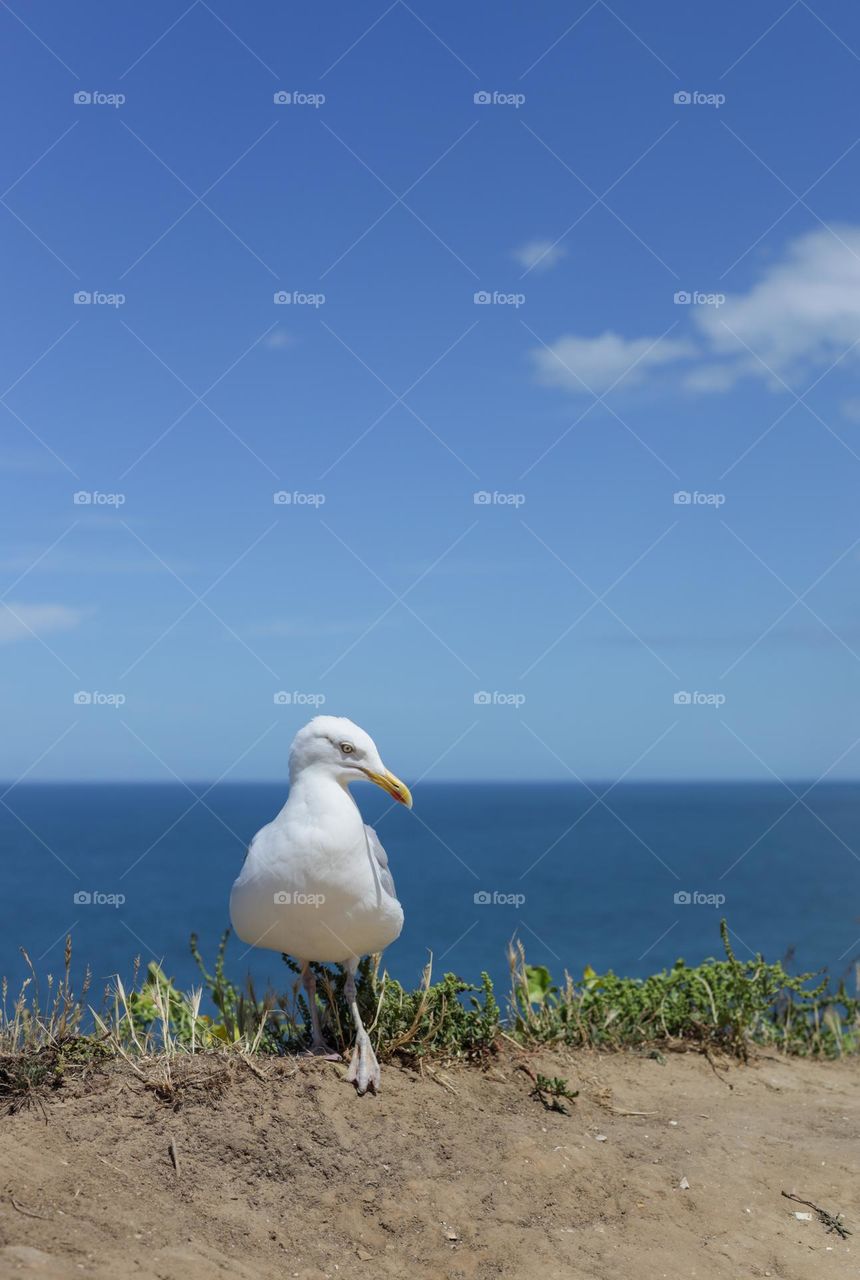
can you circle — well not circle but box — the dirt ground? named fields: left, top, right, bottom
left=0, top=1045, right=856, bottom=1280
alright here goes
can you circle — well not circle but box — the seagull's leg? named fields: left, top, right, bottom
left=344, top=957, right=381, bottom=1095
left=300, top=961, right=340, bottom=1058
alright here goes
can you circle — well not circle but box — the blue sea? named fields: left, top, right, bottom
left=2, top=782, right=858, bottom=1003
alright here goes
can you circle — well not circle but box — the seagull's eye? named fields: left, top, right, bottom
left=340, top=741, right=355, bottom=755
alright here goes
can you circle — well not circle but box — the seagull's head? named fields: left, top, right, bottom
left=288, top=715, right=413, bottom=808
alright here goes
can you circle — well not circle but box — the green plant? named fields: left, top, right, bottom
left=282, top=953, right=501, bottom=1063
left=0, top=920, right=856, bottom=1109
left=530, top=1072, right=579, bottom=1113
left=368, top=962, right=500, bottom=1063
left=508, top=919, right=860, bottom=1058
left=191, top=931, right=298, bottom=1053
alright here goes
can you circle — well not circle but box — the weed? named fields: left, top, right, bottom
left=530, top=1073, right=579, bottom=1113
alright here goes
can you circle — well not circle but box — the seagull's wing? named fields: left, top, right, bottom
left=364, top=823, right=397, bottom=900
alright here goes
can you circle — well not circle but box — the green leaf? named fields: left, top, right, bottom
left=524, top=964, right=553, bottom=1006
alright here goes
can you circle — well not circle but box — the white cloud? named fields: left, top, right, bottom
left=532, top=226, right=860, bottom=399
left=512, top=239, right=567, bottom=273
left=0, top=603, right=84, bottom=644
left=691, top=226, right=860, bottom=390
left=682, top=363, right=742, bottom=393
left=532, top=331, right=694, bottom=396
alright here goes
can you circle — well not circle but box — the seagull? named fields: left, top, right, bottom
left=229, top=715, right=412, bottom=1094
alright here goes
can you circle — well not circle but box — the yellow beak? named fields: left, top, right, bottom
left=363, top=767, right=413, bottom=809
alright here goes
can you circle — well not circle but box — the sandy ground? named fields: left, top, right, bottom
left=0, top=1046, right=856, bottom=1280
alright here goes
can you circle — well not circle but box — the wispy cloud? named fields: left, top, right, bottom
left=264, top=329, right=294, bottom=350
left=531, top=226, right=860, bottom=398
left=532, top=331, right=694, bottom=396
left=0, top=603, right=84, bottom=644
left=840, top=397, right=860, bottom=423
left=512, top=238, right=567, bottom=273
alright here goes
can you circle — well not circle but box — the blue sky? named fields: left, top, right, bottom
left=3, top=0, right=860, bottom=783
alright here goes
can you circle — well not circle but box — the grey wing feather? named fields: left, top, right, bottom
left=365, top=824, right=397, bottom=900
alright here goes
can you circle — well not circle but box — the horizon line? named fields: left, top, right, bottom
left=2, top=776, right=858, bottom=787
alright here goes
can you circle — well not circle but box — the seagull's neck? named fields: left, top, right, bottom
left=280, top=765, right=361, bottom=830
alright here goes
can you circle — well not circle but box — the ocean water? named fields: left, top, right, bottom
left=2, top=782, right=859, bottom=1003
